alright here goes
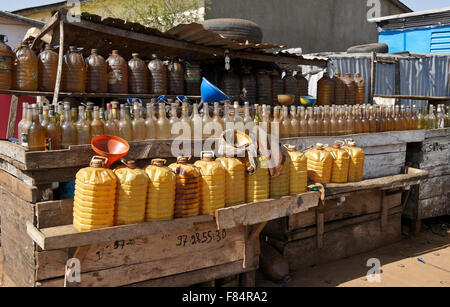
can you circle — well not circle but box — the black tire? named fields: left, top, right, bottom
left=347, top=43, right=389, bottom=54
left=201, top=18, right=263, bottom=44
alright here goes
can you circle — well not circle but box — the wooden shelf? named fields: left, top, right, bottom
left=27, top=191, right=320, bottom=250
left=0, top=89, right=201, bottom=100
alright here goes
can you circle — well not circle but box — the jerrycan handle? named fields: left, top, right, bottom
left=151, top=159, right=167, bottom=166
left=344, top=138, right=354, bottom=145
left=200, top=151, right=215, bottom=160
left=127, top=98, right=143, bottom=104
left=91, top=156, right=109, bottom=168
left=177, top=156, right=192, bottom=164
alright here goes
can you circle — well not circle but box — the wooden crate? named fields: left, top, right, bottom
left=404, top=128, right=450, bottom=232
left=263, top=168, right=428, bottom=269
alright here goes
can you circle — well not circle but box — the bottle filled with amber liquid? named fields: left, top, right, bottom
left=28, top=104, right=46, bottom=151
left=45, top=105, right=61, bottom=150
left=76, top=106, right=91, bottom=145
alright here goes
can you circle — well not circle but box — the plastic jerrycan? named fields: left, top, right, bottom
left=305, top=143, right=333, bottom=184
left=113, top=160, right=149, bottom=225
left=144, top=159, right=176, bottom=221
left=284, top=145, right=307, bottom=195
left=216, top=157, right=246, bottom=207
left=343, top=139, right=365, bottom=182
left=169, top=157, right=201, bottom=218
left=0, top=34, right=14, bottom=90
left=13, top=44, right=38, bottom=91
left=325, top=141, right=350, bottom=183
left=194, top=151, right=226, bottom=215
left=246, top=156, right=270, bottom=203
left=270, top=153, right=290, bottom=199
left=73, top=156, right=117, bottom=232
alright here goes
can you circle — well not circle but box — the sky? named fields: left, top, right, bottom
left=2, top=0, right=450, bottom=13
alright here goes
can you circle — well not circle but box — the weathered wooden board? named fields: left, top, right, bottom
left=418, top=137, right=449, bottom=169
left=418, top=175, right=449, bottom=200
left=1, top=234, right=35, bottom=287
left=36, top=199, right=74, bottom=228
left=424, top=128, right=450, bottom=139
left=38, top=239, right=247, bottom=287
left=363, top=144, right=406, bottom=155
left=28, top=214, right=215, bottom=250
left=363, top=151, right=406, bottom=179
left=36, top=222, right=245, bottom=281
left=418, top=195, right=450, bottom=220
left=287, top=190, right=402, bottom=232
left=0, top=170, right=52, bottom=203
left=280, top=212, right=402, bottom=270
left=215, top=191, right=320, bottom=229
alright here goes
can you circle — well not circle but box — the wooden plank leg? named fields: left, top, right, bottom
left=411, top=219, right=422, bottom=236
left=7, top=95, right=18, bottom=139
left=240, top=270, right=256, bottom=287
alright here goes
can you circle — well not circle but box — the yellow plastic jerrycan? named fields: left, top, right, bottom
left=270, top=154, right=290, bottom=199
left=246, top=156, right=270, bottom=203
left=325, top=141, right=350, bottom=183
left=113, top=160, right=149, bottom=225
left=144, top=159, right=176, bottom=221
left=305, top=143, right=334, bottom=184
left=169, top=157, right=201, bottom=218
left=343, top=140, right=365, bottom=182
left=284, top=145, right=308, bottom=195
left=194, top=151, right=226, bottom=215
left=216, top=157, right=246, bottom=207
left=73, top=156, right=117, bottom=232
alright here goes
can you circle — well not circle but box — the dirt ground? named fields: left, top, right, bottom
left=1, top=219, right=449, bottom=287
left=256, top=219, right=450, bottom=287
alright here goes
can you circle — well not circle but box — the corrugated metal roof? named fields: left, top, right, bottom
left=369, top=7, right=450, bottom=30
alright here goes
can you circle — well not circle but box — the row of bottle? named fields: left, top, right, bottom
left=317, top=72, right=366, bottom=106
left=0, top=39, right=200, bottom=95
left=17, top=100, right=450, bottom=151
left=220, top=69, right=309, bottom=105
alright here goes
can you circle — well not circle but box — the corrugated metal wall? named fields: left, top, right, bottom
left=302, top=53, right=450, bottom=108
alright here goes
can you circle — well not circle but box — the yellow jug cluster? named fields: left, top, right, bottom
left=270, top=155, right=290, bottom=198
left=285, top=145, right=308, bottom=195
left=194, top=152, right=226, bottom=215
left=73, top=157, right=117, bottom=231
left=246, top=156, right=270, bottom=203
left=343, top=140, right=365, bottom=182
left=216, top=157, right=246, bottom=207
left=144, top=159, right=176, bottom=221
left=326, top=141, right=350, bottom=183
left=114, top=160, right=149, bottom=225
left=169, top=157, right=201, bottom=218
left=305, top=143, right=334, bottom=184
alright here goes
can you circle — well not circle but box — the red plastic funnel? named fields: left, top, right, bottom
left=91, top=135, right=130, bottom=168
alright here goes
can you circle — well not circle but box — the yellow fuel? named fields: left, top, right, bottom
left=144, top=159, right=176, bottom=221
left=326, top=141, right=350, bottom=183
left=270, top=154, right=290, bottom=198
left=194, top=152, right=226, bottom=215
left=343, top=140, right=365, bottom=182
left=73, top=156, right=116, bottom=232
left=216, top=157, right=246, bottom=207
left=285, top=145, right=308, bottom=195
left=113, top=160, right=149, bottom=225
left=246, top=156, right=270, bottom=203
left=305, top=143, right=333, bottom=184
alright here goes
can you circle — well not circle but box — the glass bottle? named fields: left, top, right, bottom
left=437, top=105, right=445, bottom=129
left=337, top=107, right=346, bottom=135
left=305, top=107, right=315, bottom=136
left=411, top=105, right=418, bottom=130
left=380, top=106, right=387, bottom=132
left=90, top=107, right=104, bottom=139
left=111, top=101, right=120, bottom=127
left=45, top=105, right=61, bottom=150
left=280, top=106, right=290, bottom=138
left=441, top=105, right=448, bottom=128
left=156, top=103, right=171, bottom=140
left=21, top=105, right=33, bottom=148
left=99, top=107, right=106, bottom=126
left=368, top=106, right=377, bottom=133
left=104, top=104, right=117, bottom=136
left=298, top=107, right=308, bottom=137
left=86, top=102, right=94, bottom=126
left=233, top=102, right=244, bottom=133
left=169, top=103, right=181, bottom=139
left=428, top=105, right=437, bottom=130
left=322, top=106, right=330, bottom=136
left=119, top=104, right=133, bottom=141
left=61, top=105, right=76, bottom=149
left=76, top=106, right=91, bottom=145
left=346, top=106, right=355, bottom=135
left=28, top=104, right=46, bottom=151
left=71, top=107, right=78, bottom=124
left=243, top=101, right=254, bottom=137
left=41, top=105, right=49, bottom=128
left=261, top=105, right=271, bottom=135
left=272, top=106, right=282, bottom=139
left=132, top=103, right=146, bottom=140
left=361, top=106, right=370, bottom=133
left=384, top=106, right=392, bottom=132
left=191, top=102, right=203, bottom=139
left=18, top=102, right=29, bottom=146
left=290, top=105, right=300, bottom=137
left=145, top=103, right=157, bottom=140
left=180, top=102, right=193, bottom=139
left=314, top=107, right=323, bottom=136
left=330, top=106, right=338, bottom=136
left=446, top=105, right=450, bottom=128
left=416, top=106, right=424, bottom=130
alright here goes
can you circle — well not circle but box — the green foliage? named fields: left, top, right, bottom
left=83, top=0, right=208, bottom=31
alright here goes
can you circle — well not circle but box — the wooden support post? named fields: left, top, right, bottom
left=370, top=51, right=377, bottom=104
left=52, top=21, right=64, bottom=106
left=7, top=95, right=18, bottom=139
left=380, top=190, right=388, bottom=232
left=240, top=270, right=256, bottom=287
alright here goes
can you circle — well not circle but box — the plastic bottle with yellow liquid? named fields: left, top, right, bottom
left=343, top=140, right=365, bottom=182
left=144, top=159, right=176, bottom=221
left=216, top=156, right=246, bottom=207
left=305, top=143, right=334, bottom=184
left=114, top=160, right=149, bottom=225
left=270, top=153, right=290, bottom=199
left=284, top=145, right=308, bottom=195
left=73, top=156, right=116, bottom=232
left=325, top=141, right=350, bottom=183
left=194, top=152, right=226, bottom=215
left=246, top=156, right=270, bottom=203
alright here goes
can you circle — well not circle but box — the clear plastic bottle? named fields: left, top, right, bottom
left=156, top=103, right=171, bottom=140
left=91, top=107, right=105, bottom=139
left=76, top=106, right=91, bottom=145
left=119, top=104, right=133, bottom=141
